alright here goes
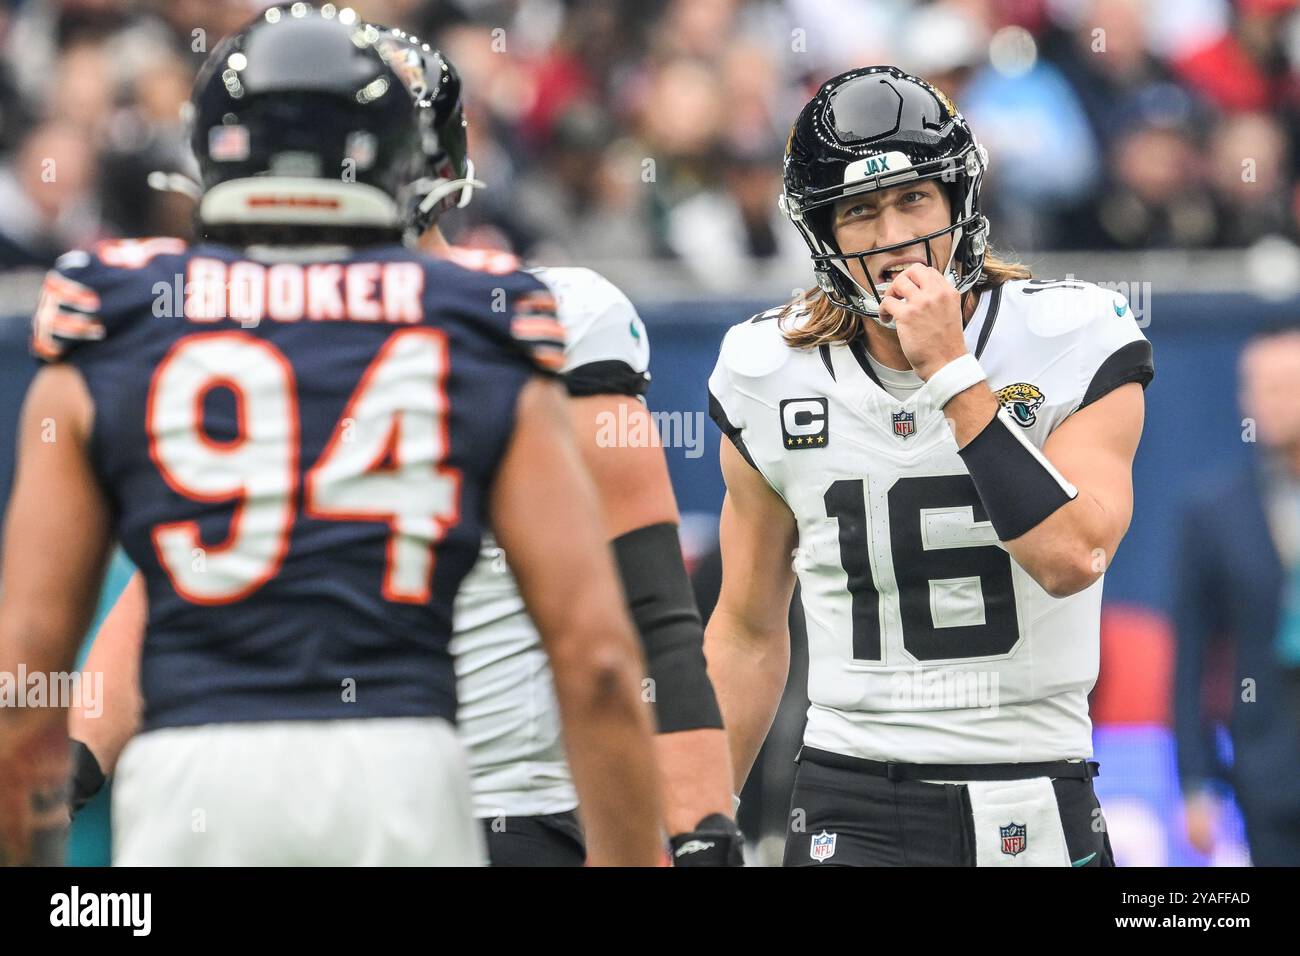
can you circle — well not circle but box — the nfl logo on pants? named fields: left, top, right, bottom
left=810, top=831, right=837, bottom=863
left=1000, top=822, right=1027, bottom=857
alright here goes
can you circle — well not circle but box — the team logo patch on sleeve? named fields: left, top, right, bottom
left=999, top=822, right=1027, bottom=857
left=810, top=831, right=837, bottom=862
left=780, top=398, right=828, bottom=449
left=933, top=84, right=959, bottom=117
left=994, top=382, right=1045, bottom=427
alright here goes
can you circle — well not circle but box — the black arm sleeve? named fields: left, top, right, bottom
left=956, top=410, right=1076, bottom=541
left=612, top=522, right=724, bottom=733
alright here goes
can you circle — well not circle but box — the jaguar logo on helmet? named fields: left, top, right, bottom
left=932, top=84, right=959, bottom=118
left=376, top=34, right=430, bottom=102
left=369, top=28, right=484, bottom=236
left=995, top=382, right=1046, bottom=427
left=780, top=65, right=990, bottom=331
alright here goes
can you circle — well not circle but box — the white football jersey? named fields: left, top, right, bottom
left=450, top=265, right=650, bottom=819
left=708, top=279, right=1153, bottom=765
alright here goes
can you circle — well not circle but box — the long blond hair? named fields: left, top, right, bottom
left=780, top=252, right=1031, bottom=350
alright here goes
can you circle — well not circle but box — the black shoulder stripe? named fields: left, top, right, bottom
left=563, top=359, right=649, bottom=398
left=1078, top=340, right=1154, bottom=411
left=818, top=344, right=836, bottom=381
left=708, top=390, right=759, bottom=472
left=974, top=283, right=1003, bottom=360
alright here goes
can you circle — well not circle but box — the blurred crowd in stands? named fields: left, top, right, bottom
left=2, top=0, right=1300, bottom=283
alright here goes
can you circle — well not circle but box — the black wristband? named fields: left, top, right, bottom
left=957, top=408, right=1077, bottom=541
left=69, top=738, right=106, bottom=817
left=612, top=522, right=723, bottom=733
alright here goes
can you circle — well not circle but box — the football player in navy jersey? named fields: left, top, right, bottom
left=0, top=5, right=661, bottom=866
left=61, top=29, right=742, bottom=867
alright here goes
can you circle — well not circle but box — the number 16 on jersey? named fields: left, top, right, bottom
left=822, top=473, right=1022, bottom=666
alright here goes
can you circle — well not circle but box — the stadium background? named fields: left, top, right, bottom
left=2, top=0, right=1296, bottom=865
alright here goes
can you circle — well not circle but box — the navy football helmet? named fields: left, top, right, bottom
left=781, top=66, right=990, bottom=328
left=190, top=4, right=425, bottom=234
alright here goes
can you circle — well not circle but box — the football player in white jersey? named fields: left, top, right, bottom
left=64, top=34, right=741, bottom=867
left=706, top=66, right=1154, bottom=866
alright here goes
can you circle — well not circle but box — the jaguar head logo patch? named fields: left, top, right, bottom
left=995, top=382, right=1045, bottom=427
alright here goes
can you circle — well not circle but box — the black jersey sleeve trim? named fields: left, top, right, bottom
left=708, top=390, right=759, bottom=472
left=1077, top=339, right=1154, bottom=411
left=563, top=359, right=650, bottom=397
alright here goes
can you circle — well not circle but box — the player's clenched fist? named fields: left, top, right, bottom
left=879, top=263, right=967, bottom=380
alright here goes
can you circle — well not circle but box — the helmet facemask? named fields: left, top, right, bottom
left=784, top=145, right=990, bottom=331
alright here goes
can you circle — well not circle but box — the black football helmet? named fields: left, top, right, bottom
left=368, top=26, right=481, bottom=237
left=781, top=65, right=990, bottom=328
left=190, top=4, right=426, bottom=233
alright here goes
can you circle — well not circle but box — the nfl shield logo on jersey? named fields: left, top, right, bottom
left=810, top=831, right=837, bottom=863
left=892, top=409, right=916, bottom=439
left=1000, top=822, right=1027, bottom=857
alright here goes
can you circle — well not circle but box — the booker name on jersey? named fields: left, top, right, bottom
left=31, top=237, right=563, bottom=733
left=708, top=278, right=1154, bottom=765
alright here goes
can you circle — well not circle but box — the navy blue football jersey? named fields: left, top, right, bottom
left=32, top=237, right=565, bottom=732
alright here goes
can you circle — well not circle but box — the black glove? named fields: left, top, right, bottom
left=669, top=813, right=744, bottom=866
